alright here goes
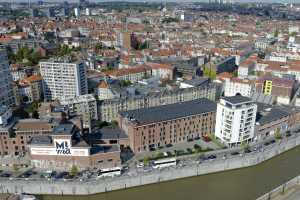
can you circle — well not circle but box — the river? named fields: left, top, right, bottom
left=39, top=145, right=300, bottom=200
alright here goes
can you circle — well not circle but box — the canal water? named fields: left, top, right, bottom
left=39, top=146, right=300, bottom=200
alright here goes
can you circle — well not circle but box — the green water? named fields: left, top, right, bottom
left=40, top=146, right=300, bottom=200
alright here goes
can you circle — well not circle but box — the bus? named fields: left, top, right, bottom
left=153, top=158, right=177, bottom=169
left=97, top=167, right=122, bottom=178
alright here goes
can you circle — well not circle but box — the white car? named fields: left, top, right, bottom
left=137, top=162, right=144, bottom=168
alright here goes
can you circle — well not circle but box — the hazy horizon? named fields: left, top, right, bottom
left=0, top=0, right=298, bottom=3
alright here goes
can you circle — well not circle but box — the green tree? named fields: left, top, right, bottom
left=120, top=80, right=132, bottom=87
left=13, top=164, right=19, bottom=172
left=275, top=128, right=282, bottom=140
left=111, top=120, right=118, bottom=128
left=95, top=43, right=103, bottom=52
left=203, top=66, right=216, bottom=80
left=241, top=141, right=250, bottom=150
left=97, top=121, right=110, bottom=129
left=143, top=157, right=150, bottom=166
left=274, top=29, right=279, bottom=37
left=69, top=165, right=79, bottom=177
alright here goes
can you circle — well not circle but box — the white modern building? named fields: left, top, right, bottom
left=40, top=59, right=88, bottom=101
left=0, top=49, right=15, bottom=107
left=215, top=96, right=257, bottom=147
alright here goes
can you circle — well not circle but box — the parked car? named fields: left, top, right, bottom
left=203, top=136, right=211, bottom=142
left=244, top=149, right=252, bottom=153
left=137, top=162, right=144, bottom=168
left=231, top=151, right=239, bottom=156
left=0, top=173, right=11, bottom=178
left=264, top=141, right=270, bottom=146
left=55, top=172, right=68, bottom=179
left=270, top=140, right=276, bottom=144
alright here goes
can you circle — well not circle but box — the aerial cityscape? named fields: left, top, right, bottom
left=1, top=0, right=300, bottom=200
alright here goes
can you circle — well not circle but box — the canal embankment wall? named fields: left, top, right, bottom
left=1, top=135, right=300, bottom=195
left=256, top=174, right=300, bottom=200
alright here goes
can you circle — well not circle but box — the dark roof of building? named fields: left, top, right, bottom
left=52, top=123, right=74, bottom=135
left=183, top=77, right=209, bottom=87
left=222, top=95, right=252, bottom=105
left=256, top=108, right=289, bottom=126
left=86, top=127, right=128, bottom=141
left=29, top=135, right=52, bottom=146
left=90, top=144, right=120, bottom=155
left=119, top=98, right=217, bottom=125
left=13, top=119, right=53, bottom=132
left=72, top=138, right=90, bottom=148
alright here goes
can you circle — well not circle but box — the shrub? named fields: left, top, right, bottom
left=69, top=165, right=79, bottom=177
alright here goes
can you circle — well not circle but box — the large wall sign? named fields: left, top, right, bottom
left=30, top=139, right=89, bottom=157
left=55, top=139, right=71, bottom=155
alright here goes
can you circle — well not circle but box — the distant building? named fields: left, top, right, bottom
left=215, top=96, right=257, bottom=147
left=98, top=83, right=217, bottom=122
left=255, top=76, right=296, bottom=105
left=179, top=77, right=209, bottom=89
left=16, top=75, right=43, bottom=104
left=255, top=38, right=276, bottom=50
left=0, top=106, right=12, bottom=127
left=31, top=8, right=39, bottom=17
left=62, top=7, right=69, bottom=17
left=40, top=59, right=88, bottom=101
left=60, top=94, right=98, bottom=130
left=46, top=7, right=55, bottom=18
left=97, top=80, right=116, bottom=100
left=118, top=99, right=217, bottom=153
left=0, top=49, right=15, bottom=107
left=117, top=31, right=131, bottom=49
left=224, top=78, right=254, bottom=97
left=74, top=7, right=80, bottom=18
left=85, top=8, right=91, bottom=16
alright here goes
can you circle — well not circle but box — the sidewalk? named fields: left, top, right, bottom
left=271, top=185, right=300, bottom=200
left=133, top=138, right=220, bottom=161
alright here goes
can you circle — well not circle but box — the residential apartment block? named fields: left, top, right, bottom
left=40, top=59, right=88, bottom=101
left=60, top=94, right=98, bottom=130
left=118, top=99, right=217, bottom=153
left=98, top=83, right=217, bottom=122
left=0, top=49, right=15, bottom=107
left=215, top=96, right=257, bottom=147
left=224, top=77, right=254, bottom=97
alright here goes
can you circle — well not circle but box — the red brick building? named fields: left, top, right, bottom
left=118, top=99, right=216, bottom=153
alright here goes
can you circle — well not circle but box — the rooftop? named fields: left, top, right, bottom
left=52, top=123, right=74, bottom=135
left=120, top=98, right=217, bottom=125
left=90, top=144, right=120, bottom=155
left=86, top=127, right=128, bottom=141
left=29, top=135, right=52, bottom=146
left=256, top=106, right=290, bottom=126
left=182, top=77, right=209, bottom=87
left=13, top=119, right=53, bottom=132
left=222, top=95, right=253, bottom=105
